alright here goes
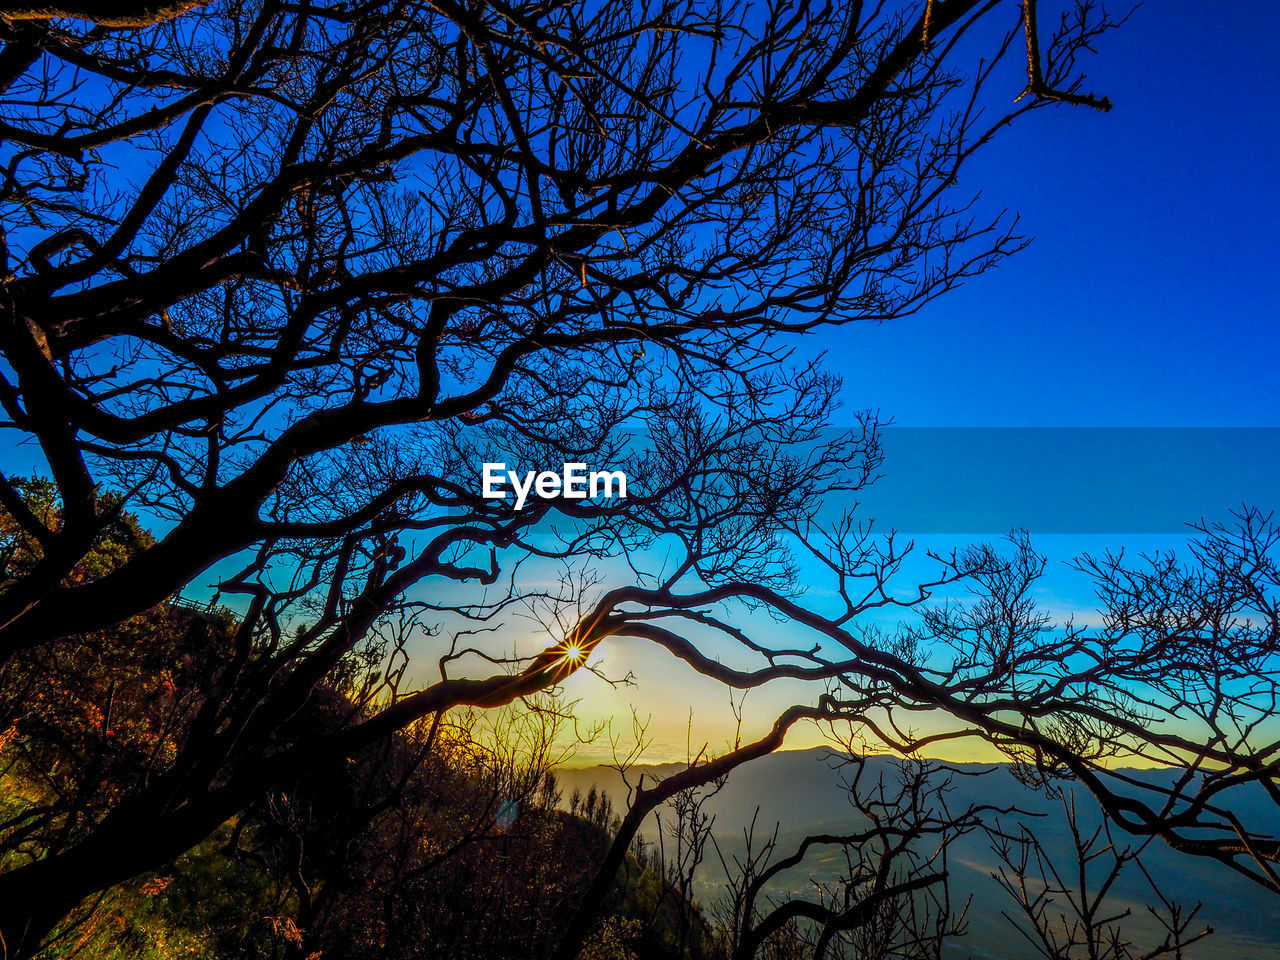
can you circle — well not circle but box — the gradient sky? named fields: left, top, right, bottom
left=560, top=3, right=1280, bottom=764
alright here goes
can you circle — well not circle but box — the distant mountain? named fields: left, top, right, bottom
left=555, top=749, right=1280, bottom=960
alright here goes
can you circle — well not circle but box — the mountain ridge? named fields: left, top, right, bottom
left=554, top=747, right=1280, bottom=960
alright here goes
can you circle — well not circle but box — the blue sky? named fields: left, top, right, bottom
left=818, top=2, right=1280, bottom=428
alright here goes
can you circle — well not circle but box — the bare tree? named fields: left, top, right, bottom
left=655, top=774, right=724, bottom=957
left=0, top=0, right=1116, bottom=657
left=718, top=756, right=983, bottom=960
left=13, top=2, right=1278, bottom=958
left=989, top=790, right=1214, bottom=960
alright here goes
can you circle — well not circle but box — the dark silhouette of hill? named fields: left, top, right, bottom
left=556, top=749, right=1280, bottom=960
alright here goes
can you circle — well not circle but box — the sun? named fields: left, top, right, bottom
left=562, top=642, right=584, bottom=663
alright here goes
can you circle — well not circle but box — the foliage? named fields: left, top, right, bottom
left=0, top=482, right=233, bottom=866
